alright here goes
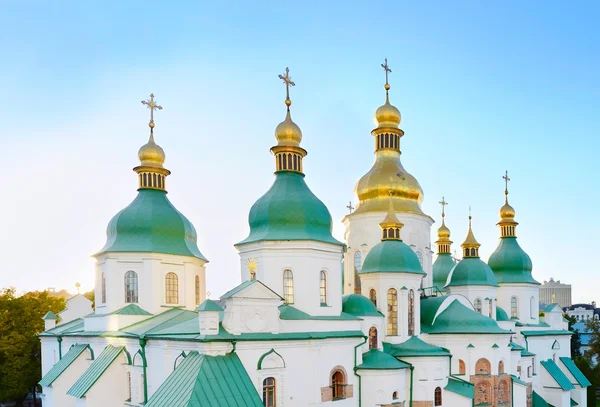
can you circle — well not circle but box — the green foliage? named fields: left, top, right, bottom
left=565, top=314, right=582, bottom=358
left=574, top=357, right=600, bottom=407
left=83, top=290, right=95, bottom=309
left=0, top=288, right=65, bottom=402
left=585, top=318, right=600, bottom=362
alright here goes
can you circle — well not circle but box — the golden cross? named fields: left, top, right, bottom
left=141, top=93, right=163, bottom=128
left=278, top=67, right=295, bottom=106
left=468, top=206, right=472, bottom=225
left=439, top=197, right=448, bottom=217
left=346, top=201, right=354, bottom=214
left=503, top=170, right=511, bottom=195
left=381, top=58, right=392, bottom=86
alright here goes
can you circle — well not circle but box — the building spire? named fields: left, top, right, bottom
left=435, top=197, right=452, bottom=254
left=381, top=58, right=392, bottom=99
left=498, top=170, right=518, bottom=237
left=380, top=192, right=404, bottom=241
left=461, top=209, right=481, bottom=258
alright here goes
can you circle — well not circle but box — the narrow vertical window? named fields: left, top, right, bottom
left=387, top=288, right=398, bottom=335
left=408, top=289, right=415, bottom=336
left=124, top=271, right=138, bottom=303
left=434, top=387, right=442, bottom=406
left=369, top=326, right=378, bottom=349
left=332, top=370, right=346, bottom=399
left=283, top=270, right=294, bottom=304
left=143, top=173, right=147, bottom=187
left=511, top=297, right=518, bottom=318
left=165, top=272, right=179, bottom=304
left=263, top=377, right=276, bottom=407
left=319, top=270, right=327, bottom=305
left=369, top=289, right=377, bottom=307
left=101, top=272, right=106, bottom=303
left=195, top=275, right=201, bottom=306
left=489, top=299, right=493, bottom=317
left=474, top=298, right=482, bottom=314
left=530, top=296, right=535, bottom=318
left=354, top=251, right=362, bottom=294
left=459, top=359, right=466, bottom=375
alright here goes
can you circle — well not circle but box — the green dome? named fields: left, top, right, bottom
left=445, top=257, right=498, bottom=288
left=360, top=240, right=425, bottom=275
left=496, top=306, right=510, bottom=321
left=488, top=237, right=539, bottom=284
left=432, top=253, right=456, bottom=291
left=421, top=297, right=509, bottom=334
left=237, top=171, right=343, bottom=246
left=96, top=189, right=206, bottom=260
left=342, top=294, right=383, bottom=317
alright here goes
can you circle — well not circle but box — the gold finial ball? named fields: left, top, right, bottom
left=285, top=99, right=292, bottom=107
left=384, top=84, right=391, bottom=91
left=149, top=121, right=155, bottom=129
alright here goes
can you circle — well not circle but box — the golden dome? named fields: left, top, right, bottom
left=275, top=109, right=302, bottom=147
left=462, top=216, right=480, bottom=248
left=375, top=94, right=401, bottom=128
left=138, top=134, right=165, bottom=168
left=500, top=198, right=515, bottom=220
left=437, top=219, right=451, bottom=239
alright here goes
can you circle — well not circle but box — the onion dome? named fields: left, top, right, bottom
left=342, top=294, right=384, bottom=317
left=353, top=59, right=426, bottom=217
left=359, top=200, right=425, bottom=275
left=433, top=198, right=456, bottom=290
left=237, top=68, right=342, bottom=247
left=496, top=306, right=510, bottom=321
left=138, top=133, right=166, bottom=168
left=421, top=297, right=508, bottom=334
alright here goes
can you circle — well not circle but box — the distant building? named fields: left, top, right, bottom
left=565, top=302, right=598, bottom=323
left=540, top=278, right=572, bottom=308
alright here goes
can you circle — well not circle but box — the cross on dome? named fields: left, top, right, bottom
left=439, top=197, right=448, bottom=218
left=381, top=58, right=392, bottom=91
left=141, top=93, right=163, bottom=131
left=503, top=170, right=511, bottom=196
left=278, top=67, right=295, bottom=109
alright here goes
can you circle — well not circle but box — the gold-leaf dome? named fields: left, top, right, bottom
left=500, top=201, right=515, bottom=220
left=274, top=109, right=302, bottom=147
left=437, top=220, right=451, bottom=239
left=375, top=93, right=401, bottom=128
left=138, top=134, right=165, bottom=168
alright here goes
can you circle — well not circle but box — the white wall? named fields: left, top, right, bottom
left=58, top=295, right=93, bottom=324
left=81, top=351, right=129, bottom=407
left=41, top=350, right=92, bottom=407
left=400, top=356, right=448, bottom=404
left=446, top=285, right=498, bottom=319
left=358, top=369, right=407, bottom=406
left=497, top=283, right=539, bottom=324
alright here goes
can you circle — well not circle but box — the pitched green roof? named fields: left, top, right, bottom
left=571, top=398, right=578, bottom=406
left=432, top=253, right=456, bottom=291
left=237, top=172, right=343, bottom=246
left=509, top=342, right=526, bottom=351
left=39, top=344, right=90, bottom=387
left=540, top=359, right=575, bottom=390
left=278, top=304, right=361, bottom=320
left=38, top=318, right=85, bottom=337
left=488, top=237, right=539, bottom=284
left=384, top=336, right=450, bottom=358
left=445, top=257, right=499, bottom=287
left=445, top=376, right=474, bottom=399
left=357, top=349, right=409, bottom=370
left=359, top=240, right=425, bottom=275
left=67, top=345, right=126, bottom=398
left=511, top=374, right=527, bottom=386
left=515, top=321, right=550, bottom=327
left=496, top=306, right=510, bottom=321
left=342, top=294, right=384, bottom=317
left=196, top=299, right=224, bottom=312
left=559, top=357, right=592, bottom=387
left=522, top=349, right=536, bottom=357
left=543, top=303, right=562, bottom=313
left=521, top=330, right=572, bottom=337
left=42, top=311, right=58, bottom=320
left=146, top=352, right=262, bottom=407
left=220, top=279, right=283, bottom=300
left=96, top=189, right=207, bottom=260
left=532, top=391, right=550, bottom=407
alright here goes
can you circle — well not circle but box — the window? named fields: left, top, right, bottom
left=498, top=361, right=504, bottom=374
left=369, top=326, right=378, bottom=349
left=459, top=359, right=466, bottom=375
left=475, top=358, right=491, bottom=375
left=387, top=288, right=398, bottom=335
left=511, top=297, right=518, bottom=318
left=263, top=377, right=276, bottom=407
left=530, top=296, right=535, bottom=318
left=369, top=289, right=377, bottom=307
left=127, top=371, right=132, bottom=401
left=474, top=298, right=482, bottom=314
left=283, top=270, right=294, bottom=304
left=195, top=275, right=201, bottom=306
left=101, top=272, right=106, bottom=303
left=489, top=299, right=493, bottom=318
left=332, top=370, right=346, bottom=399
left=527, top=366, right=532, bottom=378
left=320, top=271, right=327, bottom=305
left=125, top=271, right=138, bottom=303
left=165, top=272, right=179, bottom=304
left=354, top=251, right=362, bottom=272
left=392, top=391, right=399, bottom=400
left=498, top=381, right=508, bottom=403
left=434, top=387, right=442, bottom=406
left=408, top=289, right=415, bottom=336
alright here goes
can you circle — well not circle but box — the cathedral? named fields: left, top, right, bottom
left=38, top=62, right=590, bottom=407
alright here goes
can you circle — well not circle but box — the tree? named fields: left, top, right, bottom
left=0, top=288, right=65, bottom=404
left=585, top=318, right=600, bottom=362
left=565, top=314, right=582, bottom=359
left=574, top=357, right=599, bottom=407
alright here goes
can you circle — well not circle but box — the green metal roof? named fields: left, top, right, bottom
left=67, top=345, right=127, bottom=398
left=359, top=240, right=425, bottom=275
left=488, top=237, right=539, bottom=284
left=445, top=257, right=499, bottom=287
left=87, top=304, right=153, bottom=318
left=384, top=336, right=450, bottom=358
left=521, top=330, right=572, bottom=337
left=511, top=374, right=527, bottom=386
left=42, top=311, right=58, bottom=320
left=432, top=253, right=456, bottom=291
left=571, top=398, right=578, bottom=406
left=559, top=357, right=592, bottom=387
left=278, top=304, right=361, bottom=320
left=196, top=299, right=224, bottom=312
left=509, top=342, right=526, bottom=351
left=341, top=294, right=384, bottom=317
left=96, top=189, right=207, bottom=260
left=220, top=279, right=283, bottom=300
left=146, top=351, right=262, bottom=407
left=496, top=306, right=510, bottom=321
left=532, top=391, right=550, bottom=407
left=237, top=171, right=343, bottom=246
left=543, top=304, right=562, bottom=313
left=515, top=321, right=550, bottom=327
left=540, top=359, right=575, bottom=390
left=445, top=376, right=474, bottom=399
left=357, top=349, right=409, bottom=370
left=39, top=344, right=90, bottom=387
left=521, top=349, right=536, bottom=357
left=38, top=318, right=85, bottom=337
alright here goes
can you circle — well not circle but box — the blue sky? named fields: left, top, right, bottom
left=1, top=1, right=598, bottom=302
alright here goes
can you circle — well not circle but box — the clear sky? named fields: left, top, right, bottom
left=1, top=1, right=599, bottom=302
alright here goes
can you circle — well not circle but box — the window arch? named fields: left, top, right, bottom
left=101, top=272, right=106, bottom=303
left=474, top=298, right=482, bottom=314
left=354, top=251, right=362, bottom=272
left=498, top=360, right=505, bottom=374
left=331, top=369, right=347, bottom=399
left=387, top=288, right=398, bottom=335
left=195, top=275, right=201, bottom=306
left=511, top=297, right=518, bottom=318
left=459, top=359, right=466, bottom=375
left=475, top=358, right=491, bottom=375
left=434, top=387, right=442, bottom=406
left=408, top=289, right=415, bottom=336
left=530, top=296, right=535, bottom=318
left=475, top=382, right=491, bottom=405
left=283, top=270, right=294, bottom=304
left=320, top=270, right=327, bottom=305
left=392, top=391, right=399, bottom=400
left=124, top=271, right=138, bottom=303
left=165, top=272, right=178, bottom=304
left=369, top=289, right=377, bottom=307
left=369, top=326, right=378, bottom=349
left=498, top=380, right=509, bottom=403
left=262, top=377, right=276, bottom=407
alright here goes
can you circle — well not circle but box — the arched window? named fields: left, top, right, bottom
left=498, top=360, right=504, bottom=374
left=530, top=296, right=535, bottom=318
left=262, top=377, right=276, bottom=407
left=408, top=289, right=415, bottom=336
left=369, top=326, right=378, bottom=349
left=331, top=369, right=346, bottom=399
left=387, top=288, right=398, bottom=335
left=195, top=275, right=201, bottom=306
left=434, top=387, right=442, bottom=406
left=124, top=271, right=138, bottom=303
left=474, top=298, right=482, bottom=314
left=498, top=380, right=508, bottom=403
left=475, top=358, right=491, bottom=375
left=101, top=272, right=106, bottom=303
left=511, top=297, right=518, bottom=318
left=392, top=391, right=399, bottom=400
left=476, top=382, right=490, bottom=405
left=416, top=251, right=423, bottom=267
left=320, top=270, right=327, bottom=305
left=165, top=272, right=178, bottom=304
left=354, top=251, right=362, bottom=272
left=283, top=270, right=294, bottom=304
left=459, top=359, right=466, bottom=375
left=369, top=289, right=377, bottom=307
left=489, top=299, right=493, bottom=318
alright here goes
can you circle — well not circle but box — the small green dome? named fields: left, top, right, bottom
left=237, top=172, right=343, bottom=246
left=432, top=253, right=456, bottom=291
left=360, top=240, right=425, bottom=275
left=488, top=237, right=539, bottom=284
left=421, top=297, right=508, bottom=334
left=496, top=306, right=510, bottom=321
left=342, top=294, right=383, bottom=317
left=445, top=257, right=498, bottom=288
left=96, top=189, right=206, bottom=260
